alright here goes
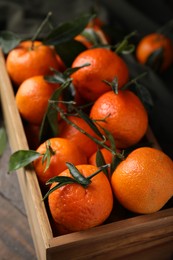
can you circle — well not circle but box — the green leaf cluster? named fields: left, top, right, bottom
left=0, top=31, right=21, bottom=54
left=43, top=162, right=110, bottom=199
left=0, top=12, right=95, bottom=66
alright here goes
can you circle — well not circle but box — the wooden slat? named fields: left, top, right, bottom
left=47, top=208, right=173, bottom=259
left=0, top=49, right=53, bottom=260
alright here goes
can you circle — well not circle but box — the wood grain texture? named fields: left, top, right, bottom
left=0, top=195, right=36, bottom=260
left=0, top=67, right=37, bottom=259
left=47, top=208, right=173, bottom=259
left=0, top=49, right=52, bottom=260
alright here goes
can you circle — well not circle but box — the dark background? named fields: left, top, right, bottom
left=0, top=0, right=173, bottom=158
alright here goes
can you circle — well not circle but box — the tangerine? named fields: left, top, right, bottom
left=111, top=147, right=173, bottom=214
left=136, top=33, right=173, bottom=71
left=71, top=48, right=129, bottom=101
left=16, top=75, right=60, bottom=125
left=48, top=164, right=113, bottom=233
left=90, top=90, right=148, bottom=149
left=33, top=137, right=87, bottom=186
left=6, top=40, right=60, bottom=86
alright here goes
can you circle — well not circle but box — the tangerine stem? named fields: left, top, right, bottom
left=52, top=103, right=117, bottom=155
left=122, top=72, right=147, bottom=90
left=157, top=19, right=173, bottom=35
left=31, top=11, right=53, bottom=49
left=87, top=164, right=110, bottom=180
left=59, top=103, right=125, bottom=161
left=115, top=31, right=136, bottom=54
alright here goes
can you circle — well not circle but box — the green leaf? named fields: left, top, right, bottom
left=43, top=163, right=110, bottom=199
left=75, top=108, right=104, bottom=139
left=64, top=63, right=91, bottom=78
left=41, top=140, right=56, bottom=172
left=110, top=155, right=122, bottom=173
left=44, top=63, right=90, bottom=101
left=122, top=72, right=148, bottom=91
left=0, top=127, right=7, bottom=156
left=54, top=39, right=86, bottom=67
left=0, top=31, right=21, bottom=54
left=96, top=149, right=106, bottom=166
left=95, top=149, right=109, bottom=177
left=103, top=78, right=119, bottom=94
left=43, top=177, right=78, bottom=200
left=146, top=47, right=164, bottom=71
left=134, top=82, right=154, bottom=113
left=114, top=31, right=136, bottom=55
left=81, top=27, right=103, bottom=46
left=44, top=70, right=66, bottom=84
left=43, top=13, right=95, bottom=46
left=102, top=127, right=116, bottom=152
left=8, top=150, right=40, bottom=172
left=87, top=164, right=110, bottom=180
left=45, top=63, right=90, bottom=84
left=66, top=162, right=91, bottom=187
left=46, top=175, right=76, bottom=185
left=121, top=44, right=135, bottom=54
left=39, top=80, right=71, bottom=143
left=31, top=12, right=53, bottom=42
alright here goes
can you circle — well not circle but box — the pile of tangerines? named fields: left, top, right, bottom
left=6, top=14, right=173, bottom=235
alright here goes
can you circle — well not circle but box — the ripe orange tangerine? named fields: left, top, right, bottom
left=6, top=40, right=60, bottom=86
left=16, top=75, right=60, bottom=125
left=48, top=164, right=113, bottom=233
left=71, top=47, right=129, bottom=102
left=33, top=137, right=87, bottom=186
left=90, top=90, right=148, bottom=149
left=111, top=147, right=173, bottom=214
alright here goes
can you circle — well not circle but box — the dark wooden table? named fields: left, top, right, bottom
left=0, top=116, right=37, bottom=260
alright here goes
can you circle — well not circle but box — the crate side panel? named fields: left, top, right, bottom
left=47, top=208, right=173, bottom=259
left=0, top=50, right=53, bottom=260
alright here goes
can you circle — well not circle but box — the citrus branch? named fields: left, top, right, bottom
left=114, top=31, right=137, bottom=54
left=43, top=163, right=110, bottom=199
left=122, top=72, right=148, bottom=90
left=49, top=101, right=118, bottom=155
left=87, top=164, right=110, bottom=180
left=31, top=12, right=53, bottom=49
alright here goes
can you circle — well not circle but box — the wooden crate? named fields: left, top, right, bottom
left=0, top=49, right=173, bottom=260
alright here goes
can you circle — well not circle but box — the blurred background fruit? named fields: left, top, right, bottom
left=136, top=33, right=173, bottom=71
left=71, top=48, right=129, bottom=102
